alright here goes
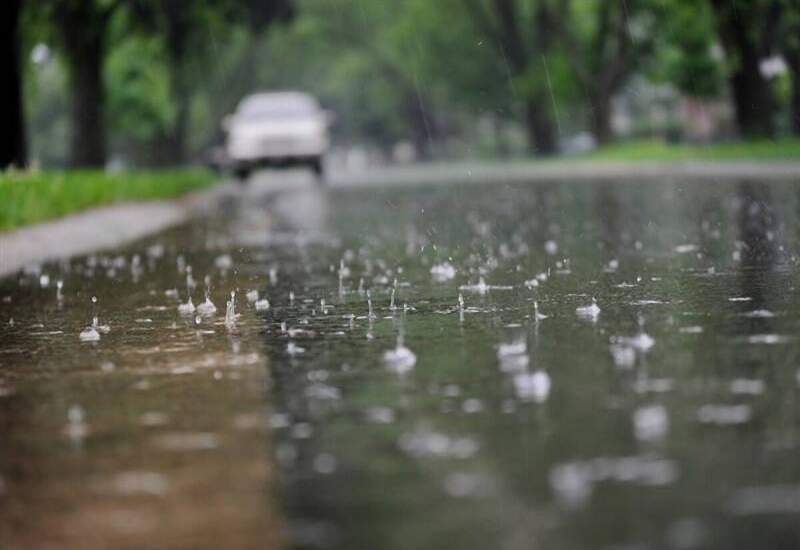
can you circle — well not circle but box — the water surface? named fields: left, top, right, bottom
left=3, top=176, right=800, bottom=549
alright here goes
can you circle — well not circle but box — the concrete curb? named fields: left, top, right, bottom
left=0, top=181, right=237, bottom=279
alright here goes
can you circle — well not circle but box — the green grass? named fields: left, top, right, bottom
left=585, top=138, right=800, bottom=162
left=0, top=169, right=216, bottom=231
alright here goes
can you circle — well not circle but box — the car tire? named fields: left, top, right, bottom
left=234, top=167, right=250, bottom=182
left=310, top=157, right=324, bottom=183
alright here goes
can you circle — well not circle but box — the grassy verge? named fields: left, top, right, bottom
left=0, top=169, right=216, bottom=231
left=584, top=138, right=800, bottom=162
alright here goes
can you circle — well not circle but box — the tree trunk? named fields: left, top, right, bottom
left=164, top=0, right=189, bottom=164
left=0, top=0, right=27, bottom=169
left=710, top=0, right=775, bottom=138
left=729, top=51, right=775, bottom=138
left=62, top=13, right=107, bottom=168
left=581, top=1, right=630, bottom=146
left=525, top=99, right=557, bottom=155
left=787, top=50, right=800, bottom=136
left=591, top=92, right=613, bottom=145
left=162, top=62, right=189, bottom=164
left=481, top=0, right=555, bottom=155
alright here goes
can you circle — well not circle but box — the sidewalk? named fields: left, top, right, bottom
left=0, top=182, right=237, bottom=278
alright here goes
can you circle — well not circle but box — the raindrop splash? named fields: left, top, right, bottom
left=576, top=297, right=601, bottom=320
left=367, top=290, right=376, bottom=319
left=178, top=296, right=196, bottom=316
left=383, top=331, right=417, bottom=374
left=225, top=291, right=238, bottom=328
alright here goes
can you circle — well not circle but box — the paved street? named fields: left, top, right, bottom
left=3, top=169, right=800, bottom=549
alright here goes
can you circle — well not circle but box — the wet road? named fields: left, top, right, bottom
left=3, top=171, right=800, bottom=549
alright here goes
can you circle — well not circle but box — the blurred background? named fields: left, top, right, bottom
left=3, top=0, right=800, bottom=171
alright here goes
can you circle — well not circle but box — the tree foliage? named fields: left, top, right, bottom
left=7, top=0, right=800, bottom=168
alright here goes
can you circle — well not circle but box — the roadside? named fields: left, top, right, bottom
left=0, top=180, right=239, bottom=278
left=0, top=169, right=216, bottom=231
left=3, top=152, right=800, bottom=279
left=5, top=139, right=799, bottom=230
left=330, top=138, right=800, bottom=188
left=584, top=138, right=800, bottom=162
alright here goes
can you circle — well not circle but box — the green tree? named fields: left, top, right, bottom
left=126, top=0, right=293, bottom=163
left=272, top=0, right=448, bottom=158
left=560, top=0, right=659, bottom=144
left=105, top=33, right=176, bottom=164
left=462, top=0, right=564, bottom=155
left=392, top=0, right=522, bottom=156
left=651, top=0, right=722, bottom=100
left=709, top=0, right=780, bottom=137
left=45, top=0, right=126, bottom=167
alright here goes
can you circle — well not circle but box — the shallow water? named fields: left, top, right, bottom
left=0, top=200, right=283, bottom=549
left=4, top=176, right=800, bottom=549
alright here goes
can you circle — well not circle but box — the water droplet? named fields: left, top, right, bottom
left=383, top=333, right=416, bottom=374
left=633, top=405, right=669, bottom=441
left=576, top=297, right=601, bottom=320
left=178, top=297, right=196, bottom=316
left=79, top=326, right=101, bottom=342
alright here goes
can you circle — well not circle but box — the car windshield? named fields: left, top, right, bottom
left=237, top=95, right=316, bottom=120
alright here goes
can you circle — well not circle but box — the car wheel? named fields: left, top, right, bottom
left=310, top=158, right=324, bottom=183
left=234, top=167, right=250, bottom=182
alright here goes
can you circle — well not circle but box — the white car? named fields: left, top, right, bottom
left=224, top=92, right=330, bottom=180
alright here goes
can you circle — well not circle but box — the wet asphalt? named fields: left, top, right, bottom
left=3, top=168, right=800, bottom=549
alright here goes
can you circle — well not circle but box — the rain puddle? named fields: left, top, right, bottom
left=3, top=177, right=800, bottom=549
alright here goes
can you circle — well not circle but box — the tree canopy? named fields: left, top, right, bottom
left=4, top=0, right=800, bottom=168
